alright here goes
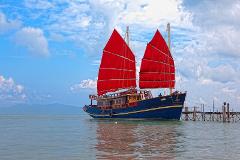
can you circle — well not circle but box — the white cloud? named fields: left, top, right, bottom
left=70, top=78, right=97, bottom=92
left=0, top=75, right=26, bottom=101
left=20, top=0, right=191, bottom=56
left=42, top=1, right=105, bottom=55
left=24, top=0, right=54, bottom=9
left=186, top=0, right=240, bottom=28
left=0, top=12, right=21, bottom=34
left=117, top=0, right=192, bottom=28
left=182, top=0, right=240, bottom=59
left=205, top=26, right=240, bottom=58
left=14, top=27, right=49, bottom=56
left=202, top=65, right=238, bottom=84
left=222, top=87, right=236, bottom=94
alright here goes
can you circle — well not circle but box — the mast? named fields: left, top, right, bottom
left=167, top=23, right=173, bottom=94
left=125, top=26, right=130, bottom=46
left=167, top=23, right=171, bottom=52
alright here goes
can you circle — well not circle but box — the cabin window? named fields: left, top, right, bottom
left=121, top=97, right=126, bottom=103
left=104, top=101, right=110, bottom=106
left=97, top=101, right=103, bottom=106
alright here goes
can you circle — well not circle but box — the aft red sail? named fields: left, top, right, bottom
left=97, top=29, right=136, bottom=95
left=139, top=30, right=175, bottom=89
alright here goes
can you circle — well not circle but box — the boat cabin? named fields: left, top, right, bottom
left=89, top=90, right=153, bottom=110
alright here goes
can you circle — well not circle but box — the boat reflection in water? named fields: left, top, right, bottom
left=94, top=120, right=184, bottom=159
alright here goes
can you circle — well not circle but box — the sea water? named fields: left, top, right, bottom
left=0, top=113, right=240, bottom=160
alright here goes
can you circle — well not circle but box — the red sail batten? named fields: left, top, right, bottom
left=139, top=30, right=175, bottom=89
left=97, top=29, right=136, bottom=96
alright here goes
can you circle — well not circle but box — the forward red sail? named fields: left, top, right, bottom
left=97, top=29, right=136, bottom=95
left=139, top=30, right=175, bottom=89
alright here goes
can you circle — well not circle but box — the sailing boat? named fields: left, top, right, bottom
left=83, top=24, right=186, bottom=119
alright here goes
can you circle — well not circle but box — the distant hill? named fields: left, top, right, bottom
left=0, top=103, right=84, bottom=115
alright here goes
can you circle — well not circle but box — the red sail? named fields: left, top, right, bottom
left=97, top=29, right=136, bottom=95
left=139, top=30, right=175, bottom=89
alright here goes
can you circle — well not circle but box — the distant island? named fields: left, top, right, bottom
left=0, top=103, right=83, bottom=115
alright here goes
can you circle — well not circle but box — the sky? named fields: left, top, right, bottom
left=0, top=0, right=240, bottom=110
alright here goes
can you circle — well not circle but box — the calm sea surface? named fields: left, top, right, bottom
left=0, top=113, right=240, bottom=160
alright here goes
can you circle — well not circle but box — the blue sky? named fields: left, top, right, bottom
left=0, top=0, right=240, bottom=110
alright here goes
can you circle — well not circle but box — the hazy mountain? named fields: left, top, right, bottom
left=0, top=103, right=84, bottom=115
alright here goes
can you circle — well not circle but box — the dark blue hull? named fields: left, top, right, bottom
left=84, top=93, right=186, bottom=120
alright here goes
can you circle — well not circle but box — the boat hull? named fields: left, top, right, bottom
left=83, top=93, right=186, bottom=120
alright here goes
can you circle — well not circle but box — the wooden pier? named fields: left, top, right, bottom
left=181, top=102, right=240, bottom=122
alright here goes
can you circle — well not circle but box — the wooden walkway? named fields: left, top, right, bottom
left=181, top=103, right=240, bottom=122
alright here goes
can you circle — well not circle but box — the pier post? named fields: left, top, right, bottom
left=184, top=107, right=189, bottom=121
left=218, top=109, right=221, bottom=121
left=223, top=102, right=226, bottom=122
left=203, top=104, right=205, bottom=121
left=193, top=106, right=196, bottom=121
left=232, top=109, right=235, bottom=122
left=212, top=100, right=215, bottom=121
left=227, top=103, right=230, bottom=122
